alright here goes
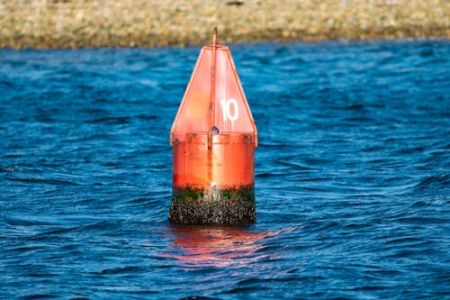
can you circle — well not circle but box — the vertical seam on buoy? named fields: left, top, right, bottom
left=208, top=28, right=218, bottom=186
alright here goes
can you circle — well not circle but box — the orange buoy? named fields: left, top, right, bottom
left=169, top=28, right=258, bottom=224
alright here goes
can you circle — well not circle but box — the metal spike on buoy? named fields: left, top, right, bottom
left=169, top=28, right=258, bottom=225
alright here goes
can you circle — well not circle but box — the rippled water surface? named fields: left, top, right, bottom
left=1, top=40, right=450, bottom=299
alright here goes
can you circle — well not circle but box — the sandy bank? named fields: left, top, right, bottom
left=1, top=0, right=449, bottom=48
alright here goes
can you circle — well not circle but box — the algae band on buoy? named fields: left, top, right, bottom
left=169, top=29, right=258, bottom=225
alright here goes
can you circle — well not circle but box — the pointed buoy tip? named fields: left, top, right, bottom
left=213, top=27, right=218, bottom=46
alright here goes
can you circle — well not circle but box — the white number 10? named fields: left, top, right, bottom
left=221, top=98, right=239, bottom=122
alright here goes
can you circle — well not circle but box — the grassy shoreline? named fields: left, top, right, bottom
left=1, top=0, right=449, bottom=49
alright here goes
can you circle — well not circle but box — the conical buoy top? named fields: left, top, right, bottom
left=170, top=28, right=257, bottom=146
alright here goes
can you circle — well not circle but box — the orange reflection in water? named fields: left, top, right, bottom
left=167, top=225, right=295, bottom=268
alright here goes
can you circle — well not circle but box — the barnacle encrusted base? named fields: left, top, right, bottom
left=169, top=185, right=256, bottom=225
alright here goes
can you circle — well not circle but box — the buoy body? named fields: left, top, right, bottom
left=169, top=32, right=257, bottom=225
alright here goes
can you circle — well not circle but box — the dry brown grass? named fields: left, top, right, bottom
left=0, top=0, right=449, bottom=48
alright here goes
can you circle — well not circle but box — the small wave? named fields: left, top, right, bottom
left=93, top=266, right=144, bottom=275
left=334, top=103, right=366, bottom=111
left=27, top=221, right=120, bottom=240
left=180, top=296, right=221, bottom=300
left=255, top=172, right=276, bottom=179
left=277, top=160, right=313, bottom=170
left=395, top=145, right=426, bottom=155
left=384, top=248, right=438, bottom=259
left=419, top=48, right=434, bottom=57
left=79, top=221, right=121, bottom=232
left=413, top=174, right=450, bottom=193
left=136, top=114, right=159, bottom=121
left=345, top=115, right=375, bottom=121
left=344, top=223, right=371, bottom=230
left=66, top=133, right=115, bottom=142
left=86, top=116, right=132, bottom=125
left=397, top=216, right=446, bottom=225
left=384, top=236, right=422, bottom=245
left=20, top=294, right=58, bottom=299
left=223, top=286, right=269, bottom=294
left=5, top=216, right=55, bottom=226
left=7, top=177, right=79, bottom=186
left=351, top=285, right=390, bottom=291
left=27, top=226, right=79, bottom=240
left=0, top=165, right=18, bottom=173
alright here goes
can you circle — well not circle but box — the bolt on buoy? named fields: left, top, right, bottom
left=169, top=28, right=258, bottom=225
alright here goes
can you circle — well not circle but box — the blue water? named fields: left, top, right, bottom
left=1, top=40, right=450, bottom=299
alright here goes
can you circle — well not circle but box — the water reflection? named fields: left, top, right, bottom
left=168, top=225, right=294, bottom=268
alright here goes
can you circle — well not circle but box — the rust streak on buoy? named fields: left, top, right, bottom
left=169, top=28, right=257, bottom=225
